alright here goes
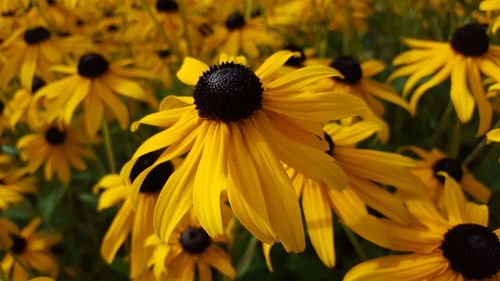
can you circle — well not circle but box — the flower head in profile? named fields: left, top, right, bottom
left=1, top=218, right=61, bottom=281
left=389, top=23, right=497, bottom=135
left=127, top=51, right=367, bottom=252
left=0, top=163, right=37, bottom=210
left=35, top=52, right=157, bottom=138
left=344, top=174, right=500, bottom=281
left=17, top=122, right=91, bottom=183
left=145, top=209, right=236, bottom=281
left=408, top=147, right=491, bottom=203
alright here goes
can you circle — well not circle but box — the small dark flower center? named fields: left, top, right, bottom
left=44, top=127, right=66, bottom=145
left=155, top=0, right=178, bottom=12
left=77, top=53, right=110, bottom=78
left=23, top=26, right=51, bottom=45
left=0, top=101, right=4, bottom=114
left=250, top=8, right=261, bottom=18
left=225, top=11, right=246, bottom=30
left=180, top=227, right=211, bottom=254
left=198, top=23, right=213, bottom=37
left=330, top=56, right=362, bottom=85
left=156, top=49, right=171, bottom=58
left=0, top=179, right=5, bottom=185
left=48, top=0, right=56, bottom=5
left=76, top=19, right=85, bottom=26
left=441, top=223, right=500, bottom=279
left=284, top=44, right=306, bottom=67
left=193, top=62, right=263, bottom=122
left=10, top=234, right=27, bottom=254
left=432, top=158, right=463, bottom=184
left=323, top=132, right=335, bottom=155
left=129, top=149, right=163, bottom=183
left=451, top=23, right=489, bottom=57
left=107, top=24, right=119, bottom=32
left=140, top=161, right=174, bottom=194
left=31, top=76, right=46, bottom=93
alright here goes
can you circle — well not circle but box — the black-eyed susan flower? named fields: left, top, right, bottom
left=0, top=165, right=37, bottom=210
left=17, top=122, right=91, bottom=183
left=310, top=56, right=410, bottom=141
left=35, top=52, right=157, bottom=137
left=128, top=51, right=367, bottom=252
left=0, top=24, right=88, bottom=91
left=5, top=76, right=47, bottom=128
left=344, top=174, right=500, bottom=281
left=408, top=147, right=491, bottom=203
left=1, top=218, right=61, bottom=281
left=389, top=23, right=497, bottom=135
left=203, top=10, right=278, bottom=58
left=96, top=154, right=180, bottom=279
left=324, top=122, right=424, bottom=223
left=145, top=209, right=236, bottom=281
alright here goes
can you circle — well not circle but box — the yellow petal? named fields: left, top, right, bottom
left=450, top=59, right=475, bottom=123
left=176, top=57, right=209, bottom=86
left=255, top=51, right=297, bottom=81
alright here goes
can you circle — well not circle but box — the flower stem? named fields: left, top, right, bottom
left=342, top=225, right=367, bottom=261
left=178, top=0, right=192, bottom=56
left=342, top=0, right=353, bottom=56
left=101, top=119, right=116, bottom=173
left=236, top=236, right=257, bottom=276
left=463, top=119, right=500, bottom=166
left=141, top=0, right=183, bottom=61
left=244, top=0, right=253, bottom=20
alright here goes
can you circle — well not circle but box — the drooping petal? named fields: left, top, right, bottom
left=450, top=59, right=475, bottom=123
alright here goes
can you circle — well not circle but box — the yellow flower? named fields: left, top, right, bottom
left=145, top=210, right=236, bottom=281
left=0, top=219, right=19, bottom=248
left=1, top=218, right=61, bottom=281
left=203, top=10, right=279, bottom=58
left=0, top=164, right=37, bottom=210
left=127, top=51, right=366, bottom=252
left=17, top=122, right=91, bottom=183
left=282, top=121, right=423, bottom=267
left=487, top=128, right=500, bottom=142
left=344, top=174, right=500, bottom=281
left=310, top=56, right=410, bottom=141
left=35, top=52, right=157, bottom=138
left=0, top=0, right=29, bottom=14
left=96, top=156, right=181, bottom=279
left=389, top=23, right=497, bottom=135
left=4, top=76, right=47, bottom=128
left=408, top=147, right=491, bottom=203
left=0, top=24, right=89, bottom=91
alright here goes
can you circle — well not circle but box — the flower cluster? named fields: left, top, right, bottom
left=0, top=0, right=498, bottom=281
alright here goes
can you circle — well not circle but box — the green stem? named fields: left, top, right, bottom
left=448, top=118, right=461, bottom=158
left=342, top=0, right=353, bottom=55
left=236, top=237, right=257, bottom=276
left=463, top=120, right=500, bottom=166
left=430, top=101, right=453, bottom=147
left=342, top=225, right=367, bottom=261
left=244, top=0, right=253, bottom=20
left=141, top=0, right=183, bottom=61
left=101, top=119, right=116, bottom=173
left=178, top=0, right=192, bottom=56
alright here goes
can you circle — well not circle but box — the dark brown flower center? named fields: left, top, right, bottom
left=23, top=26, right=51, bottom=45
left=284, top=44, right=306, bottom=67
left=193, top=62, right=263, bottom=122
left=140, top=161, right=174, bottom=194
left=180, top=227, right=211, bottom=254
left=451, top=23, right=489, bottom=57
left=77, top=53, right=109, bottom=78
left=225, top=11, right=245, bottom=30
left=441, top=223, right=500, bottom=279
left=330, top=56, right=363, bottom=85
left=156, top=0, right=178, bottom=12
left=323, top=132, right=335, bottom=155
left=129, top=149, right=163, bottom=183
left=32, top=76, right=46, bottom=93
left=44, top=127, right=66, bottom=145
left=10, top=234, right=27, bottom=254
left=432, top=158, right=463, bottom=184
left=0, top=101, right=4, bottom=115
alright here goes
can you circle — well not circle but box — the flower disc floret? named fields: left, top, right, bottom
left=441, top=223, right=500, bottom=279
left=193, top=62, right=263, bottom=122
left=451, top=24, right=489, bottom=57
